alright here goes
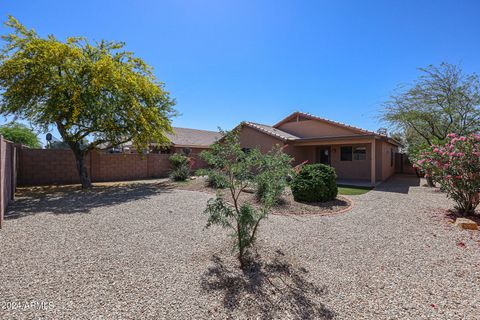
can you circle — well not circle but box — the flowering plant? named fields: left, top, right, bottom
left=414, top=133, right=480, bottom=214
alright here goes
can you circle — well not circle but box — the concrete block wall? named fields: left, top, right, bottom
left=17, top=148, right=209, bottom=186
left=0, top=136, right=18, bottom=228
left=18, top=149, right=86, bottom=185
left=91, top=152, right=149, bottom=182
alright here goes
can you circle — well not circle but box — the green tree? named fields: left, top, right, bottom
left=382, top=62, right=480, bottom=155
left=200, top=130, right=292, bottom=269
left=0, top=122, right=41, bottom=147
left=0, top=16, right=175, bottom=188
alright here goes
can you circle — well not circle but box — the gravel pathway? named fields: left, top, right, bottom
left=0, top=175, right=479, bottom=319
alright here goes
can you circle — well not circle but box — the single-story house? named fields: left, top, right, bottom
left=105, top=127, right=221, bottom=155
left=102, top=127, right=222, bottom=171
left=237, top=112, right=400, bottom=186
left=164, top=127, right=222, bottom=154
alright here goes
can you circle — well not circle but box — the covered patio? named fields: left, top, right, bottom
left=291, top=135, right=394, bottom=186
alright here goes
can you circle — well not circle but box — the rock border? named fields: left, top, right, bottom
left=270, top=195, right=354, bottom=217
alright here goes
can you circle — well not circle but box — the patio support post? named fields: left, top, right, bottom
left=370, top=139, right=376, bottom=186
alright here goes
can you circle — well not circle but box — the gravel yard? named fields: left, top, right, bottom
left=0, top=175, right=479, bottom=319
left=166, top=176, right=352, bottom=215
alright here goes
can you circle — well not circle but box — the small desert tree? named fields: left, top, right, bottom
left=0, top=17, right=175, bottom=188
left=381, top=63, right=480, bottom=186
left=200, top=130, right=292, bottom=269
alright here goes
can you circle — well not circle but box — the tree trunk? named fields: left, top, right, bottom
left=426, top=176, right=435, bottom=187
left=73, top=149, right=92, bottom=188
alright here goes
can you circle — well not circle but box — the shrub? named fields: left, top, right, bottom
left=291, top=164, right=337, bottom=202
left=201, top=129, right=292, bottom=268
left=414, top=133, right=480, bottom=214
left=169, top=153, right=191, bottom=181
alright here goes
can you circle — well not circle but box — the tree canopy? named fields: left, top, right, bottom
left=0, top=16, right=176, bottom=187
left=382, top=63, right=480, bottom=154
left=0, top=122, right=41, bottom=148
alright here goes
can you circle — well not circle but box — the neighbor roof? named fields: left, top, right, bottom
left=166, top=127, right=222, bottom=147
left=99, top=127, right=221, bottom=150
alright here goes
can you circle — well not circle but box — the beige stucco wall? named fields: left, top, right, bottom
left=283, top=145, right=309, bottom=166
left=330, top=143, right=372, bottom=180
left=380, top=141, right=396, bottom=181
left=373, top=140, right=397, bottom=181
left=277, top=119, right=357, bottom=138
left=239, top=126, right=285, bottom=153
left=239, top=124, right=397, bottom=182
left=375, top=140, right=383, bottom=180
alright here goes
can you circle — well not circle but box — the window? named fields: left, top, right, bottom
left=340, top=146, right=352, bottom=161
left=353, top=147, right=367, bottom=160
left=182, top=147, right=192, bottom=156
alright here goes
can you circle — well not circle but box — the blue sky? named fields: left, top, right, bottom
left=1, top=0, right=479, bottom=143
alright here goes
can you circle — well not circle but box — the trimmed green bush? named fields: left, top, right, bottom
left=291, top=164, right=337, bottom=202
left=169, top=153, right=191, bottom=181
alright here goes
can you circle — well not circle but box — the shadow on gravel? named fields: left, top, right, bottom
left=201, top=250, right=335, bottom=320
left=373, top=174, right=420, bottom=194
left=6, top=183, right=174, bottom=219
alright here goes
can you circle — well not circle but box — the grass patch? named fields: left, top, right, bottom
left=337, top=185, right=373, bottom=195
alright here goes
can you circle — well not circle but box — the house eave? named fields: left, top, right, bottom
left=292, top=134, right=400, bottom=146
left=239, top=122, right=293, bottom=141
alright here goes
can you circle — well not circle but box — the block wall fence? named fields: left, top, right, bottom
left=0, top=137, right=19, bottom=228
left=0, top=142, right=208, bottom=227
left=17, top=147, right=209, bottom=186
left=395, top=153, right=416, bottom=175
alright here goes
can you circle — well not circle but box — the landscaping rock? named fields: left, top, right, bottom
left=2, top=175, right=480, bottom=319
left=454, top=218, right=478, bottom=230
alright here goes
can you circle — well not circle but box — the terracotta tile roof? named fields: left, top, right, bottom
left=242, top=122, right=300, bottom=141
left=166, top=127, right=222, bottom=147
left=241, top=112, right=400, bottom=146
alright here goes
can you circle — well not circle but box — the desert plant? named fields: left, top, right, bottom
left=381, top=63, right=480, bottom=156
left=169, top=153, right=191, bottom=181
left=201, top=130, right=292, bottom=268
left=414, top=133, right=480, bottom=214
left=291, top=164, right=337, bottom=202
left=255, top=145, right=293, bottom=204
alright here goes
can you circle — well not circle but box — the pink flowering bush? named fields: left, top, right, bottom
left=414, top=133, right=480, bottom=214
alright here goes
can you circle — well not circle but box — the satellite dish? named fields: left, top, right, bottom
left=46, top=133, right=53, bottom=141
